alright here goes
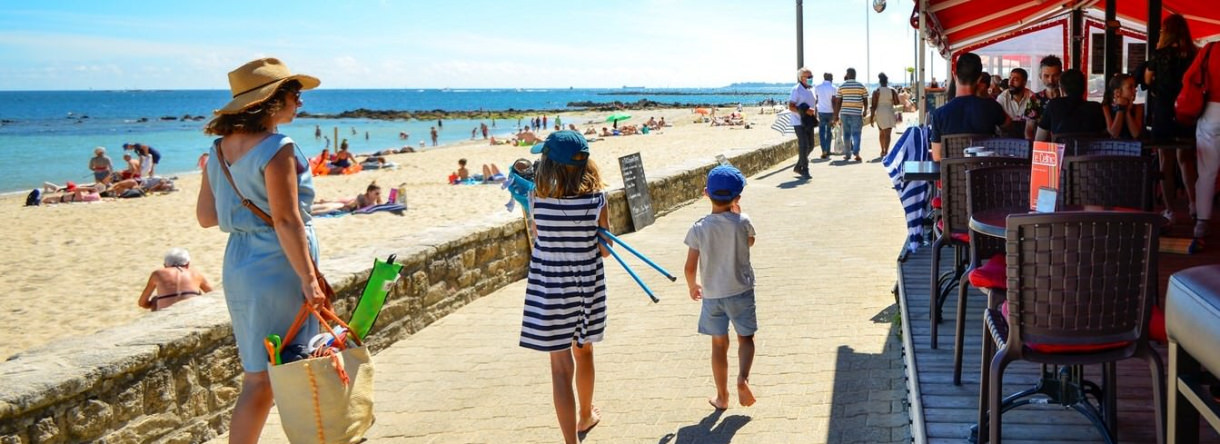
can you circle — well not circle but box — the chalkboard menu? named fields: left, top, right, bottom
left=618, top=152, right=655, bottom=230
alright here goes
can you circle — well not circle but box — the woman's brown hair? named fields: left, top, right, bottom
left=1158, top=14, right=1195, bottom=53
left=534, top=157, right=605, bottom=198
left=204, top=80, right=302, bottom=136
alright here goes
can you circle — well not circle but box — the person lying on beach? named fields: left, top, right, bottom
left=310, top=182, right=383, bottom=215
left=107, top=176, right=174, bottom=196
left=583, top=127, right=597, bottom=136
left=40, top=186, right=102, bottom=205
left=516, top=130, right=543, bottom=144
left=138, top=248, right=212, bottom=312
left=601, top=127, right=613, bottom=137
left=42, top=180, right=80, bottom=193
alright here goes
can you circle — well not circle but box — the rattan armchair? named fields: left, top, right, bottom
left=978, top=212, right=1165, bottom=444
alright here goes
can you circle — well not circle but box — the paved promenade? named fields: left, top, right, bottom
left=235, top=142, right=911, bottom=443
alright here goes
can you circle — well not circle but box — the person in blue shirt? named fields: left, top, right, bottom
left=928, top=52, right=1010, bottom=161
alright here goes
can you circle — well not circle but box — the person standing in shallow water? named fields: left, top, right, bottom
left=196, top=57, right=324, bottom=444
left=519, top=131, right=610, bottom=444
left=430, top=126, right=438, bottom=146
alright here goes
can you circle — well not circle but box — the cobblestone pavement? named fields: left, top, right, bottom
left=230, top=137, right=911, bottom=443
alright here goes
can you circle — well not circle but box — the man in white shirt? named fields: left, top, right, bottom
left=814, top=73, right=837, bottom=159
left=788, top=68, right=817, bottom=178
left=994, top=67, right=1032, bottom=138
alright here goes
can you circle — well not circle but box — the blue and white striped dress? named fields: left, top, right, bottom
left=519, top=193, right=608, bottom=352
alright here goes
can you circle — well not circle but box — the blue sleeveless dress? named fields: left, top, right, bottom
left=206, top=134, right=319, bottom=372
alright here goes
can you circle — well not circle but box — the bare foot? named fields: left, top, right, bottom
left=708, top=395, right=729, bottom=410
left=738, top=378, right=756, bottom=407
left=578, top=406, right=601, bottom=434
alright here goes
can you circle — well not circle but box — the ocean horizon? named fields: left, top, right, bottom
left=0, top=86, right=811, bottom=194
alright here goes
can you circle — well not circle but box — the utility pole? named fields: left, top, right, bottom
left=796, top=0, right=805, bottom=69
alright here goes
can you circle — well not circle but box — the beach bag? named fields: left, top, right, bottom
left=119, top=188, right=145, bottom=199
left=1177, top=42, right=1215, bottom=125
left=24, top=189, right=40, bottom=206
left=832, top=123, right=845, bottom=155
left=270, top=303, right=375, bottom=444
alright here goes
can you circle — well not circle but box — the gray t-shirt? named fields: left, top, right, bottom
left=684, top=212, right=756, bottom=299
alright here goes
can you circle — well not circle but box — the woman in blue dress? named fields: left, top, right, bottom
left=196, top=58, right=323, bottom=443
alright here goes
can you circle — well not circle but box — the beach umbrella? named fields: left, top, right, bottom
left=770, top=111, right=795, bottom=135
left=605, top=113, right=632, bottom=123
left=694, top=108, right=711, bottom=115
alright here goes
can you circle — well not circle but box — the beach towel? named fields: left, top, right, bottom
left=353, top=203, right=406, bottom=215
left=882, top=125, right=932, bottom=252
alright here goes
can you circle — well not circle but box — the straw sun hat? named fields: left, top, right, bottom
left=214, top=57, right=319, bottom=115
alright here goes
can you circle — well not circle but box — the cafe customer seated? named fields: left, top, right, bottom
left=929, top=52, right=1010, bottom=161
left=1035, top=69, right=1107, bottom=142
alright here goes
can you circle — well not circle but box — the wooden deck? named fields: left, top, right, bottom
left=896, top=246, right=1220, bottom=443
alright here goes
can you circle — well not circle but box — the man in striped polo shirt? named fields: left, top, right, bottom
left=833, top=68, right=869, bottom=162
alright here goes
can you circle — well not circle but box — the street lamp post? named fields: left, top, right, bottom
left=796, top=0, right=804, bottom=69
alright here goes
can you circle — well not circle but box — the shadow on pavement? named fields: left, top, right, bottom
left=825, top=306, right=906, bottom=443
left=777, top=177, right=811, bottom=189
left=657, top=409, right=751, bottom=444
left=756, top=163, right=801, bottom=180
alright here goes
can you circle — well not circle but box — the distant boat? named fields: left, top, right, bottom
left=622, top=85, right=645, bottom=89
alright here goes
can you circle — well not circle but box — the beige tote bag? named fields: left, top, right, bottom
left=269, top=304, right=375, bottom=443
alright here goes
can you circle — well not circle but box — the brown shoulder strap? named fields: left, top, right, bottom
left=212, top=140, right=275, bottom=226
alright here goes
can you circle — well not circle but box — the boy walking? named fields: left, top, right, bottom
left=683, top=165, right=757, bottom=409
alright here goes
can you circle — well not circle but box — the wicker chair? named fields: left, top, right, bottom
left=972, top=138, right=1032, bottom=158
left=929, top=156, right=1030, bottom=350
left=1079, top=139, right=1144, bottom=156
left=940, top=133, right=994, bottom=159
left=1061, top=155, right=1155, bottom=211
left=978, top=212, right=1165, bottom=444
left=953, top=165, right=1030, bottom=386
left=1053, top=132, right=1105, bottom=156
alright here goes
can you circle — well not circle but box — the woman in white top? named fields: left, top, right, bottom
left=869, top=73, right=899, bottom=157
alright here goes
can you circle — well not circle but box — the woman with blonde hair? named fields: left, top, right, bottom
left=195, top=58, right=323, bottom=443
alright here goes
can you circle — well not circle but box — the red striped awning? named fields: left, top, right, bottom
left=913, top=0, right=1220, bottom=56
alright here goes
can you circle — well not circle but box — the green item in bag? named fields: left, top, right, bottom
left=349, top=255, right=403, bottom=340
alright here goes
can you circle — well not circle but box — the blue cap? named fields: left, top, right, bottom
left=706, top=165, right=745, bottom=200
left=531, top=130, right=590, bottom=166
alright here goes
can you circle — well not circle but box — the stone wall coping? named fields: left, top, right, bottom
left=0, top=135, right=796, bottom=440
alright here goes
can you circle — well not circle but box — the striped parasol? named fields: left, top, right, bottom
left=771, top=111, right=795, bottom=135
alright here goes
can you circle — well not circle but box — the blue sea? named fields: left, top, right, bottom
left=0, top=87, right=789, bottom=193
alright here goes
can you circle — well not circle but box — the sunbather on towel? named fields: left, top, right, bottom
left=311, top=182, right=382, bottom=214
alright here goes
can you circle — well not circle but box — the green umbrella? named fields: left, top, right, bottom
left=606, top=113, right=632, bottom=123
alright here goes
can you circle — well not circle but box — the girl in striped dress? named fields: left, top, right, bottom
left=519, top=130, right=610, bottom=444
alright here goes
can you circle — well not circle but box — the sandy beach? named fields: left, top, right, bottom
left=0, top=107, right=809, bottom=359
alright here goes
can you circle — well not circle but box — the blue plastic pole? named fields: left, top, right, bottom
left=598, top=228, right=678, bottom=282
left=599, top=237, right=660, bottom=303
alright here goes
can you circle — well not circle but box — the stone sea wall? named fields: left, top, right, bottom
left=0, top=138, right=796, bottom=443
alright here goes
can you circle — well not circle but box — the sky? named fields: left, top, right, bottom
left=0, top=0, right=928, bottom=91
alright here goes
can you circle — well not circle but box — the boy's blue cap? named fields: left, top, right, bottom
left=531, top=130, right=589, bottom=166
left=706, top=165, right=745, bottom=200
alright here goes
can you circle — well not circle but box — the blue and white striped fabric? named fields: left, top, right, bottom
left=771, top=111, right=794, bottom=135
left=519, top=193, right=608, bottom=352
left=882, top=126, right=932, bottom=252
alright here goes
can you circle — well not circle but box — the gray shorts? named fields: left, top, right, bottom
left=698, top=289, right=757, bottom=337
